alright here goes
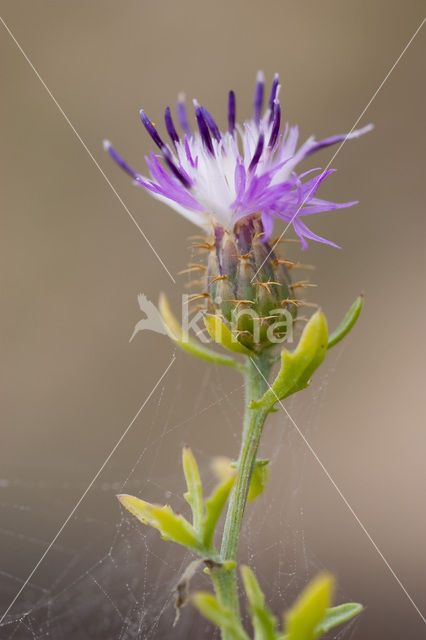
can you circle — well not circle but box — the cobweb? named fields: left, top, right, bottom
left=0, top=343, right=361, bottom=640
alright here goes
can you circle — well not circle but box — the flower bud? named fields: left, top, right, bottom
left=190, top=214, right=298, bottom=351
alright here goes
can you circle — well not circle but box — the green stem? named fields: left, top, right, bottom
left=212, top=353, right=271, bottom=635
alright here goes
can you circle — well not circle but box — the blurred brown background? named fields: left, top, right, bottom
left=0, top=1, right=425, bottom=638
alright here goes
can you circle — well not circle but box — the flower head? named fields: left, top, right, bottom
left=104, top=71, right=371, bottom=249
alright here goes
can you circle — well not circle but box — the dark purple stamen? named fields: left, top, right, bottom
left=269, top=74, right=279, bottom=110
left=103, top=141, right=139, bottom=180
left=248, top=133, right=264, bottom=172
left=177, top=95, right=192, bottom=136
left=140, top=109, right=165, bottom=150
left=268, top=74, right=279, bottom=124
left=201, top=107, right=221, bottom=142
left=164, top=107, right=179, bottom=147
left=162, top=147, right=192, bottom=188
left=253, top=71, right=264, bottom=124
left=194, top=103, right=214, bottom=155
left=184, top=135, right=196, bottom=167
left=268, top=102, right=281, bottom=148
left=228, top=90, right=236, bottom=134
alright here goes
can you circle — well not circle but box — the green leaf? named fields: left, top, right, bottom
left=240, top=565, right=277, bottom=640
left=159, top=294, right=244, bottom=370
left=212, top=457, right=269, bottom=503
left=204, top=314, right=253, bottom=355
left=118, top=446, right=235, bottom=559
left=117, top=494, right=205, bottom=555
left=182, top=446, right=204, bottom=531
left=253, top=311, right=328, bottom=411
left=192, top=592, right=250, bottom=640
left=314, top=603, right=363, bottom=637
left=284, top=574, right=334, bottom=640
left=327, top=295, right=363, bottom=349
left=247, top=460, right=269, bottom=502
left=202, top=476, right=235, bottom=548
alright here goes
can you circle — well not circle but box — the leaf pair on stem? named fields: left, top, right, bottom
left=118, top=446, right=269, bottom=556
left=194, top=569, right=362, bottom=640
left=118, top=447, right=235, bottom=559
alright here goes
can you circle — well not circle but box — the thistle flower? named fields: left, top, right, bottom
left=105, top=72, right=371, bottom=350
left=104, top=71, right=371, bottom=249
left=107, top=74, right=368, bottom=637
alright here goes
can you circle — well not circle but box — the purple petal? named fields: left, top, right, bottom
left=142, top=179, right=204, bottom=211
left=293, top=218, right=341, bottom=250
left=298, top=200, right=357, bottom=215
left=304, top=124, right=374, bottom=157
left=234, top=159, right=246, bottom=199
left=144, top=153, right=204, bottom=211
left=103, top=140, right=140, bottom=180
left=296, top=169, right=335, bottom=200
left=253, top=70, right=264, bottom=124
left=177, top=94, right=192, bottom=136
left=261, top=210, right=274, bottom=241
left=161, top=147, right=192, bottom=188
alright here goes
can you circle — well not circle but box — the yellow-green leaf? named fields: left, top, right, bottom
left=253, top=311, right=328, bottom=411
left=202, top=476, right=235, bottom=548
left=284, top=574, right=334, bottom=640
left=117, top=494, right=203, bottom=554
left=182, top=446, right=204, bottom=531
left=240, top=565, right=277, bottom=640
left=192, top=592, right=249, bottom=640
left=211, top=456, right=235, bottom=483
left=328, top=295, right=363, bottom=349
left=247, top=460, right=269, bottom=502
left=211, top=456, right=269, bottom=503
left=159, top=294, right=243, bottom=370
left=314, top=603, right=363, bottom=638
left=204, top=314, right=252, bottom=355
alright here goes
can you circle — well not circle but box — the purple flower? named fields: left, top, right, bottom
left=104, top=72, right=372, bottom=249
